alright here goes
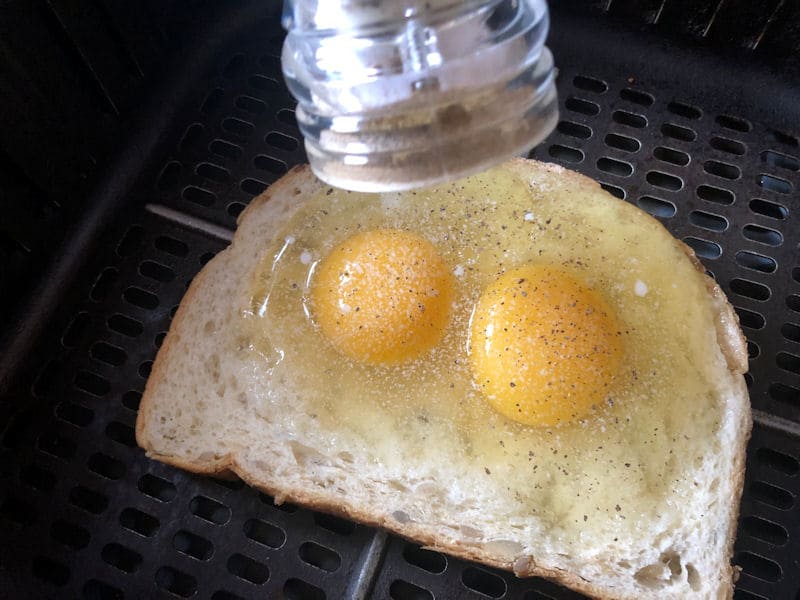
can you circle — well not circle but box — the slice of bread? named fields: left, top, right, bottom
left=136, top=159, right=751, bottom=600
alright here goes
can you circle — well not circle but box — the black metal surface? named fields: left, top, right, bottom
left=1, top=5, right=800, bottom=600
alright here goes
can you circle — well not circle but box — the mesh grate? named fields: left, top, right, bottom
left=2, top=11, right=800, bottom=600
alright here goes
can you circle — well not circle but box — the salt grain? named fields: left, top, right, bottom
left=524, top=211, right=535, bottom=222
left=634, top=280, right=648, bottom=297
left=300, top=250, right=312, bottom=265
left=454, top=265, right=465, bottom=277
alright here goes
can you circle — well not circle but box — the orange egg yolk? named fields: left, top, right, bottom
left=469, top=264, right=623, bottom=426
left=312, top=229, right=453, bottom=365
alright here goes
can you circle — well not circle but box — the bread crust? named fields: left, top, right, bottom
left=136, top=159, right=751, bottom=600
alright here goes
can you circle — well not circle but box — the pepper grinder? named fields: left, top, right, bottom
left=281, top=0, right=558, bottom=192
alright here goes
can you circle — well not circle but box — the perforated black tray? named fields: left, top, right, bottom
left=1, top=6, right=799, bottom=600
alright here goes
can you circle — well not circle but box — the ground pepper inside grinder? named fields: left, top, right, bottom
left=281, top=0, right=558, bottom=192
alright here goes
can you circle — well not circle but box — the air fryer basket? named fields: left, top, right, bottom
left=1, top=3, right=799, bottom=599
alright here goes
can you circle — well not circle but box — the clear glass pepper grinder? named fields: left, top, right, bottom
left=281, top=0, right=558, bottom=192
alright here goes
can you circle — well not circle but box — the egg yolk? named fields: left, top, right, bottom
left=469, top=264, right=623, bottom=426
left=311, top=229, right=453, bottom=365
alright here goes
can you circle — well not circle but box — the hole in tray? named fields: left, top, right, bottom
left=88, top=452, right=126, bottom=480
left=768, top=383, right=800, bottom=408
left=190, top=496, right=231, bottom=525
left=284, top=579, right=326, bottom=600
left=716, top=114, right=751, bottom=132
left=254, top=155, right=288, bottom=175
left=83, top=580, right=123, bottom=600
left=619, top=88, right=654, bottom=106
left=154, top=331, right=166, bottom=348
left=1, top=496, right=36, bottom=525
left=266, top=131, right=300, bottom=151
left=138, top=474, right=177, bottom=502
left=740, top=515, right=788, bottom=546
left=122, top=390, right=142, bottom=410
left=612, top=110, right=646, bottom=128
left=782, top=323, right=800, bottom=342
left=37, top=431, right=76, bottom=459
left=637, top=196, right=675, bottom=217
left=222, top=117, right=254, bottom=138
left=729, top=278, right=770, bottom=301
left=120, top=507, right=159, bottom=537
left=248, top=74, right=280, bottom=92
left=313, top=511, right=355, bottom=535
left=557, top=120, right=591, bottom=139
left=604, top=133, right=640, bottom=152
left=767, top=128, right=798, bottom=147
left=743, top=224, right=782, bottom=246
left=573, top=75, right=607, bottom=93
left=55, top=401, right=93, bottom=427
left=757, top=173, right=792, bottom=194
left=749, top=199, right=787, bottom=220
left=235, top=95, right=266, bottom=115
left=32, top=556, right=70, bottom=586
left=90, top=341, right=127, bottom=366
left=181, top=123, right=206, bottom=152
left=761, top=149, right=799, bottom=171
left=174, top=530, right=214, bottom=560
left=776, top=351, right=800, bottom=375
left=710, top=136, right=746, bottom=156
left=139, top=260, right=175, bottom=283
left=757, top=448, right=799, bottom=475
left=654, top=146, right=689, bottom=166
left=51, top=520, right=89, bottom=549
left=749, top=480, right=794, bottom=509
left=683, top=237, right=721, bottom=259
left=661, top=123, right=696, bottom=142
left=117, top=225, right=144, bottom=257
left=157, top=161, right=182, bottom=191
left=735, top=251, right=776, bottom=273
left=548, top=144, right=583, bottom=163
left=277, top=108, right=297, bottom=126
left=19, top=464, right=56, bottom=491
left=697, top=185, right=733, bottom=205
left=646, top=171, right=682, bottom=191
left=138, top=360, right=153, bottom=378
left=74, top=370, right=110, bottom=396
left=69, top=486, right=108, bottom=514
left=102, top=543, right=142, bottom=573
left=227, top=202, right=246, bottom=217
left=197, top=162, right=231, bottom=184
left=704, top=160, right=740, bottom=180
left=462, top=566, right=507, bottom=598
left=747, top=340, right=760, bottom=358
left=241, top=178, right=268, bottom=196
left=299, top=541, right=341, bottom=572
left=390, top=580, right=434, bottom=600
left=155, top=566, right=197, bottom=597
left=155, top=235, right=188, bottom=257
left=734, top=307, right=765, bottom=330
left=244, top=518, right=285, bottom=548
left=211, top=139, right=242, bottom=160
left=689, top=210, right=727, bottom=232
left=403, top=544, right=447, bottom=574
left=667, top=101, right=701, bottom=119
left=735, top=552, right=781, bottom=582
left=599, top=183, right=625, bottom=199
left=62, top=312, right=91, bottom=348
left=91, top=267, right=118, bottom=302
left=564, top=97, right=599, bottom=116
left=597, top=157, right=632, bottom=176
left=788, top=295, right=800, bottom=312
left=182, top=186, right=216, bottom=207
left=106, top=422, right=136, bottom=447
left=123, top=286, right=159, bottom=310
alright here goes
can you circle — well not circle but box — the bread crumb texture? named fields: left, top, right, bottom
left=138, top=160, right=751, bottom=600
